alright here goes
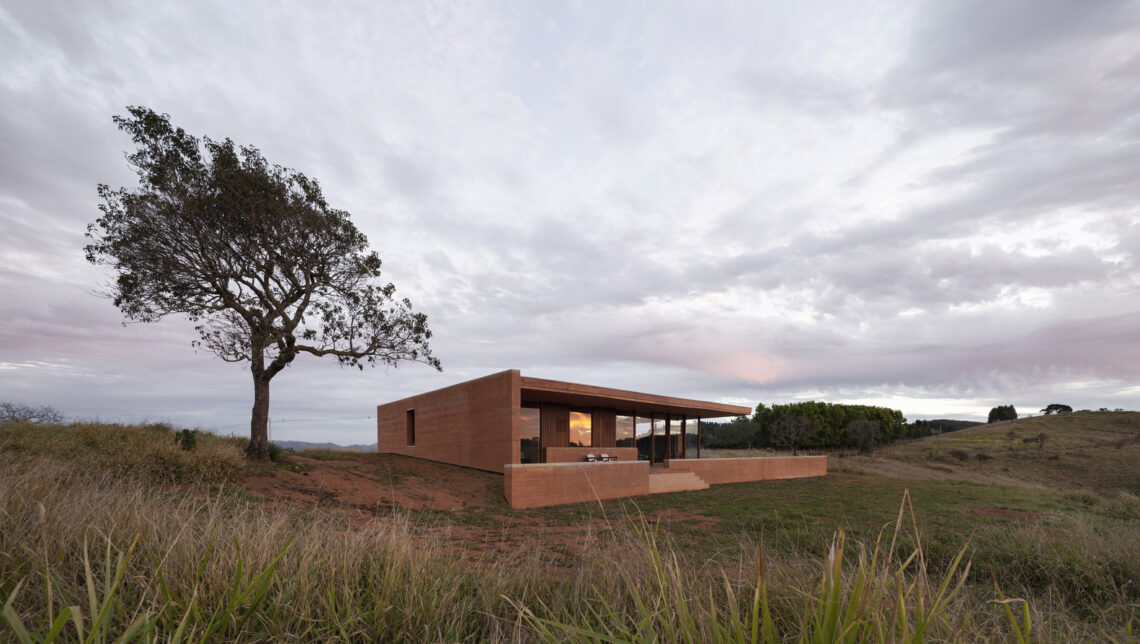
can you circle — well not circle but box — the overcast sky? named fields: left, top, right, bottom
left=2, top=1, right=1138, bottom=444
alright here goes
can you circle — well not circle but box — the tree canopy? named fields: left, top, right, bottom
left=86, top=107, right=440, bottom=459
left=987, top=405, right=1018, bottom=423
left=1040, top=404, right=1073, bottom=415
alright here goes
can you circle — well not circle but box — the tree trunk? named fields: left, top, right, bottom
left=247, top=374, right=272, bottom=461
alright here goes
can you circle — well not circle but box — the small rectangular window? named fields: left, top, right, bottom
left=406, top=409, right=416, bottom=446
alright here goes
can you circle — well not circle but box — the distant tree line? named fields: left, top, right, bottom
left=916, top=419, right=981, bottom=433
left=701, top=401, right=909, bottom=451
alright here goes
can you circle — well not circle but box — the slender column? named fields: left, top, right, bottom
left=649, top=415, right=655, bottom=463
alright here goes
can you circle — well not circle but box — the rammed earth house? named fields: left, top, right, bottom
left=377, top=370, right=827, bottom=508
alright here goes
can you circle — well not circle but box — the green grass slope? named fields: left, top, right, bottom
left=842, top=411, right=1140, bottom=494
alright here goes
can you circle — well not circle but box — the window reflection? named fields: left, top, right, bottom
left=569, top=410, right=592, bottom=447
left=652, top=417, right=666, bottom=462
left=616, top=414, right=635, bottom=447
left=670, top=417, right=684, bottom=459
left=520, top=406, right=540, bottom=464
left=636, top=416, right=652, bottom=460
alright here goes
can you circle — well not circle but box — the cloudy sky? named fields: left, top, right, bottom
left=2, top=1, right=1138, bottom=444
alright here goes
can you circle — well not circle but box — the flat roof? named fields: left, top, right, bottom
left=520, top=375, right=751, bottom=418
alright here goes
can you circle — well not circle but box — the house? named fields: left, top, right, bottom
left=377, top=369, right=827, bottom=508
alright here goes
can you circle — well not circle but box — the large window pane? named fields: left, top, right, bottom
left=569, top=411, right=592, bottom=447
left=686, top=418, right=700, bottom=454
left=670, top=417, right=684, bottom=459
left=636, top=416, right=652, bottom=460
left=520, top=406, right=540, bottom=464
left=616, top=414, right=635, bottom=447
left=653, top=417, right=666, bottom=462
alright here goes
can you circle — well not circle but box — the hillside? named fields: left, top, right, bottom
left=840, top=411, right=1140, bottom=494
left=2, top=416, right=1138, bottom=640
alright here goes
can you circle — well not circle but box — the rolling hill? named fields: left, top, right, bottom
left=840, top=411, right=1140, bottom=494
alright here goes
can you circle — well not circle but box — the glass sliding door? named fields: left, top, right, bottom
left=669, top=417, right=683, bottom=459
left=616, top=414, right=635, bottom=447
left=635, top=416, right=652, bottom=460
left=520, top=405, right=540, bottom=463
left=652, top=417, right=667, bottom=463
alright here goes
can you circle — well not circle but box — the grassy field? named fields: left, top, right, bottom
left=1, top=414, right=1138, bottom=641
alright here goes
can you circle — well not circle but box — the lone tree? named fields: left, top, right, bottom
left=1040, top=404, right=1072, bottom=415
left=772, top=414, right=818, bottom=456
left=86, top=107, right=440, bottom=460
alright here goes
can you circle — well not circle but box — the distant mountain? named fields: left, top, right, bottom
left=273, top=440, right=377, bottom=452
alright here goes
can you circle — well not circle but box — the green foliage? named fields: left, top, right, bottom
left=86, top=106, right=440, bottom=460
left=988, top=405, right=1018, bottom=423
left=700, top=416, right=766, bottom=449
left=847, top=419, right=880, bottom=453
left=174, top=429, right=196, bottom=451
left=749, top=401, right=908, bottom=450
left=1041, top=404, right=1073, bottom=415
left=926, top=419, right=984, bottom=433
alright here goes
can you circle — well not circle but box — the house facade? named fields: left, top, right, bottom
left=377, top=369, right=827, bottom=508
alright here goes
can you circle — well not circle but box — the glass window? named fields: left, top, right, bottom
left=636, top=416, right=652, bottom=460
left=569, top=410, right=592, bottom=447
left=670, top=417, right=684, bottom=458
left=616, top=414, right=635, bottom=447
left=686, top=418, right=700, bottom=453
left=520, top=406, right=540, bottom=463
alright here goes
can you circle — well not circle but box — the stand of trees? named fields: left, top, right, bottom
left=987, top=405, right=1018, bottom=423
left=701, top=401, right=908, bottom=450
left=1040, top=404, right=1072, bottom=415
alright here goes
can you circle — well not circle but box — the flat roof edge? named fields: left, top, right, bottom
left=520, top=375, right=751, bottom=417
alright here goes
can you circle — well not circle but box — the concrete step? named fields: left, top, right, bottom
left=648, top=470, right=709, bottom=494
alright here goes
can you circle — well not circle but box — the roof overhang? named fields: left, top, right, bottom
left=520, top=375, right=751, bottom=418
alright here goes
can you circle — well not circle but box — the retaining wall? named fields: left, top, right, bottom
left=504, top=461, right=650, bottom=509
left=667, top=455, right=827, bottom=485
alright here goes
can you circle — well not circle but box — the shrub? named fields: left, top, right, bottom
left=0, top=402, right=64, bottom=424
left=175, top=428, right=197, bottom=451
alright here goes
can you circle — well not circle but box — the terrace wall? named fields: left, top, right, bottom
left=667, top=455, right=827, bottom=485
left=504, top=461, right=650, bottom=509
left=544, top=447, right=639, bottom=463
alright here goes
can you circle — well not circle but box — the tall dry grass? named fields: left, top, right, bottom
left=1, top=421, right=1137, bottom=641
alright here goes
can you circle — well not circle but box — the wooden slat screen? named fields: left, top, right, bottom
left=592, top=407, right=616, bottom=447
left=540, top=403, right=570, bottom=451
